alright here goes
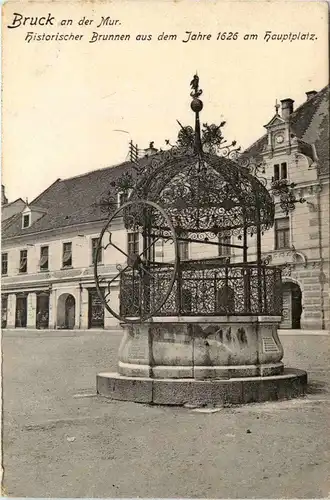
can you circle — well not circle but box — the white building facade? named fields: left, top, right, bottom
left=1, top=87, right=329, bottom=331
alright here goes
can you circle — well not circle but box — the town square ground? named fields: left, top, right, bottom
left=2, top=328, right=330, bottom=498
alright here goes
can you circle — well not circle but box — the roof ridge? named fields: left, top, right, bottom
left=290, top=85, right=328, bottom=118
left=244, top=85, right=329, bottom=155
left=58, top=160, right=133, bottom=183
left=289, top=85, right=329, bottom=139
left=30, top=178, right=62, bottom=205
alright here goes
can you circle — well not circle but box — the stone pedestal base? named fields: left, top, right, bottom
left=97, top=369, right=307, bottom=405
left=117, top=316, right=284, bottom=379
left=97, top=316, right=307, bottom=405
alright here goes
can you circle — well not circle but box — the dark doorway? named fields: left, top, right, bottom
left=65, top=295, right=75, bottom=329
left=281, top=282, right=302, bottom=329
left=88, top=288, right=104, bottom=328
left=291, top=284, right=302, bottom=329
left=15, top=295, right=27, bottom=327
left=36, top=292, right=49, bottom=329
left=2, top=295, right=8, bottom=328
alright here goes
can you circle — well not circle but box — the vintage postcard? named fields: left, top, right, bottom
left=1, top=0, right=329, bottom=498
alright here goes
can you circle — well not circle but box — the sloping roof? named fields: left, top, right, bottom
left=3, top=86, right=328, bottom=240
left=1, top=212, right=21, bottom=231
left=2, top=160, right=148, bottom=239
left=2, top=197, right=24, bottom=208
left=1, top=198, right=26, bottom=221
left=245, top=85, right=329, bottom=175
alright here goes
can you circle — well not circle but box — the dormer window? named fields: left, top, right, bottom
left=22, top=214, right=30, bottom=228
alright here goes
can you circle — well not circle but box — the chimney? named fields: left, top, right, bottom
left=306, top=90, right=317, bottom=101
left=1, top=185, right=8, bottom=205
left=280, top=98, right=294, bottom=120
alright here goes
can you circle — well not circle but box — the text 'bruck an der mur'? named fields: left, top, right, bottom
left=7, top=13, right=318, bottom=43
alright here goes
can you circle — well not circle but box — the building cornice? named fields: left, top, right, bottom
left=2, top=216, right=124, bottom=246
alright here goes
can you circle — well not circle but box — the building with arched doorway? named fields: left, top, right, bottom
left=56, top=293, right=76, bottom=329
left=1, top=87, right=329, bottom=331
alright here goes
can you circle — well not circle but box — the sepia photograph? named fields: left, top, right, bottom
left=1, top=0, right=329, bottom=497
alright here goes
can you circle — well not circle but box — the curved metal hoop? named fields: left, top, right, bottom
left=94, top=199, right=179, bottom=323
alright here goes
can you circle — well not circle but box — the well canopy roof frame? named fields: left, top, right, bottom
left=123, top=74, right=275, bottom=238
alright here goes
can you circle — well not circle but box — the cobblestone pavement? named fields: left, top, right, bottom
left=2, top=329, right=330, bottom=498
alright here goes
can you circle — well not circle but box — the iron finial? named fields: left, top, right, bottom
left=190, top=74, right=203, bottom=155
left=190, top=74, right=202, bottom=99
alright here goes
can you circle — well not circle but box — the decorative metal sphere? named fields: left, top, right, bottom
left=191, top=98, right=203, bottom=113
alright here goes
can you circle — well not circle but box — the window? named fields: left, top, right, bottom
left=178, top=240, right=189, bottom=260
left=92, top=238, right=102, bottom=264
left=275, top=218, right=290, bottom=249
left=40, top=246, right=49, bottom=271
left=218, top=232, right=231, bottom=257
left=19, top=250, right=27, bottom=273
left=1, top=253, right=8, bottom=275
left=127, top=232, right=139, bottom=255
left=273, top=162, right=287, bottom=181
left=147, top=235, right=156, bottom=262
left=22, top=214, right=30, bottom=228
left=62, top=242, right=72, bottom=268
left=281, top=162, right=287, bottom=180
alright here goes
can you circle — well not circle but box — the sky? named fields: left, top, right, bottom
left=1, top=0, right=328, bottom=203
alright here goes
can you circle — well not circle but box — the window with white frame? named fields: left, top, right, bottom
left=275, top=217, right=290, bottom=249
left=92, top=237, right=102, bottom=264
left=40, top=246, right=49, bottom=271
left=273, top=162, right=288, bottom=181
left=19, top=249, right=27, bottom=273
left=62, top=242, right=72, bottom=268
left=22, top=214, right=30, bottom=228
left=281, top=162, right=288, bottom=179
left=127, top=232, right=139, bottom=255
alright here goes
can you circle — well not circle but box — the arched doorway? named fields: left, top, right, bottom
left=281, top=281, right=302, bottom=329
left=57, top=293, right=76, bottom=329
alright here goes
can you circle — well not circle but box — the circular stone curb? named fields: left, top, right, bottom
left=96, top=368, right=307, bottom=406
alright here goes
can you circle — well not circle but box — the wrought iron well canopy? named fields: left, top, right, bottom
left=124, top=75, right=275, bottom=239
left=95, top=75, right=284, bottom=323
